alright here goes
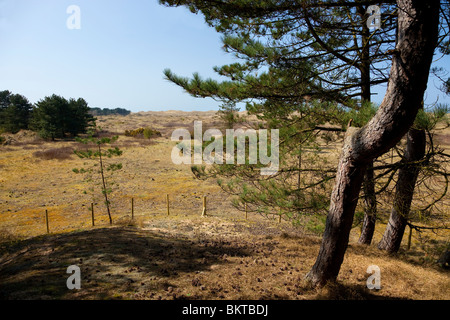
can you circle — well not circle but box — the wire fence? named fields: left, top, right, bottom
left=0, top=193, right=265, bottom=240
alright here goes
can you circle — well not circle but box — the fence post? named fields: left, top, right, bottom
left=131, top=198, right=134, bottom=220
left=166, top=194, right=170, bottom=216
left=45, top=209, right=49, bottom=233
left=202, top=196, right=207, bottom=217
left=91, top=203, right=95, bottom=226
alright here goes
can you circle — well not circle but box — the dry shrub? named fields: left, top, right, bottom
left=2, top=130, right=45, bottom=146
left=96, top=130, right=120, bottom=138
left=315, top=281, right=374, bottom=300
left=124, top=127, right=162, bottom=139
left=10, top=140, right=46, bottom=149
left=114, top=215, right=145, bottom=228
left=137, top=139, right=157, bottom=146
left=33, top=147, right=74, bottom=161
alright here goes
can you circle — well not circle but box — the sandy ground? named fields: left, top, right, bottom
left=0, top=111, right=448, bottom=300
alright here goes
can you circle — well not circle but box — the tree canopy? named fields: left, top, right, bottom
left=160, top=0, right=449, bottom=287
left=31, top=94, right=95, bottom=140
left=89, top=107, right=131, bottom=116
left=0, top=90, right=33, bottom=133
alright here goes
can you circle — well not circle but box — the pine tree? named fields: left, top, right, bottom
left=161, top=0, right=396, bottom=229
left=160, top=0, right=447, bottom=286
left=73, top=126, right=123, bottom=225
left=218, top=100, right=241, bottom=129
left=0, top=90, right=32, bottom=133
left=31, top=94, right=95, bottom=140
left=378, top=106, right=450, bottom=253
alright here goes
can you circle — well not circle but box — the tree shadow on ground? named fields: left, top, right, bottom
left=315, top=281, right=406, bottom=300
left=347, top=242, right=450, bottom=275
left=0, top=226, right=251, bottom=300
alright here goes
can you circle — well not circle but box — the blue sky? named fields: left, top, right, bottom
left=0, top=0, right=448, bottom=112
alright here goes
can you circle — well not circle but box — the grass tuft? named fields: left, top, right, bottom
left=33, top=147, right=74, bottom=161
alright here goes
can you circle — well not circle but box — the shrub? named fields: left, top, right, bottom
left=33, top=147, right=74, bottom=160
left=124, top=127, right=161, bottom=139
left=143, top=127, right=161, bottom=139
left=124, top=128, right=144, bottom=137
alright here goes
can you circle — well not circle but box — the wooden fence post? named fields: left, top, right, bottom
left=202, top=196, right=207, bottom=217
left=131, top=198, right=134, bottom=220
left=166, top=194, right=170, bottom=216
left=91, top=203, right=95, bottom=227
left=45, top=209, right=49, bottom=233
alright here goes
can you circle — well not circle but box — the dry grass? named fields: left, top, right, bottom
left=33, top=147, right=75, bottom=161
left=0, top=111, right=448, bottom=300
left=0, top=218, right=448, bottom=300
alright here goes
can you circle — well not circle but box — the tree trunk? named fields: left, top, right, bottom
left=306, top=128, right=368, bottom=286
left=98, top=144, right=113, bottom=225
left=306, top=0, right=440, bottom=287
left=357, top=4, right=377, bottom=246
left=378, top=127, right=426, bottom=253
left=358, top=162, right=377, bottom=245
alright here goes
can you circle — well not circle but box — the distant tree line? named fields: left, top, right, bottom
left=0, top=90, right=95, bottom=140
left=0, top=90, right=133, bottom=140
left=89, top=107, right=131, bottom=116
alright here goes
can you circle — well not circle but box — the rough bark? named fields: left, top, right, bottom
left=358, top=162, right=377, bottom=245
left=306, top=0, right=440, bottom=287
left=378, top=127, right=426, bottom=253
left=357, top=4, right=378, bottom=245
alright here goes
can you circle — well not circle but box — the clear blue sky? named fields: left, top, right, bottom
left=0, top=0, right=448, bottom=112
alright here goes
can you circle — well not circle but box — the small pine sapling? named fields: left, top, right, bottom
left=73, top=127, right=123, bottom=224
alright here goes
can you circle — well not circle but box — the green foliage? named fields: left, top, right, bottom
left=303, top=215, right=327, bottom=235
left=124, top=127, right=161, bottom=139
left=414, top=104, right=449, bottom=131
left=191, top=165, right=207, bottom=180
left=339, top=102, right=378, bottom=128
left=194, top=116, right=336, bottom=220
left=89, top=107, right=131, bottom=116
left=0, top=90, right=33, bottom=133
left=218, top=100, right=241, bottom=128
left=445, top=78, right=450, bottom=95
left=159, top=0, right=449, bottom=231
left=125, top=128, right=145, bottom=137
left=73, top=127, right=123, bottom=224
left=31, top=94, right=95, bottom=140
left=143, top=128, right=161, bottom=139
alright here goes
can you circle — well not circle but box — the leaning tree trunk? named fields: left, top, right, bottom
left=306, top=0, right=440, bottom=288
left=378, top=127, right=426, bottom=253
left=357, top=5, right=377, bottom=246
